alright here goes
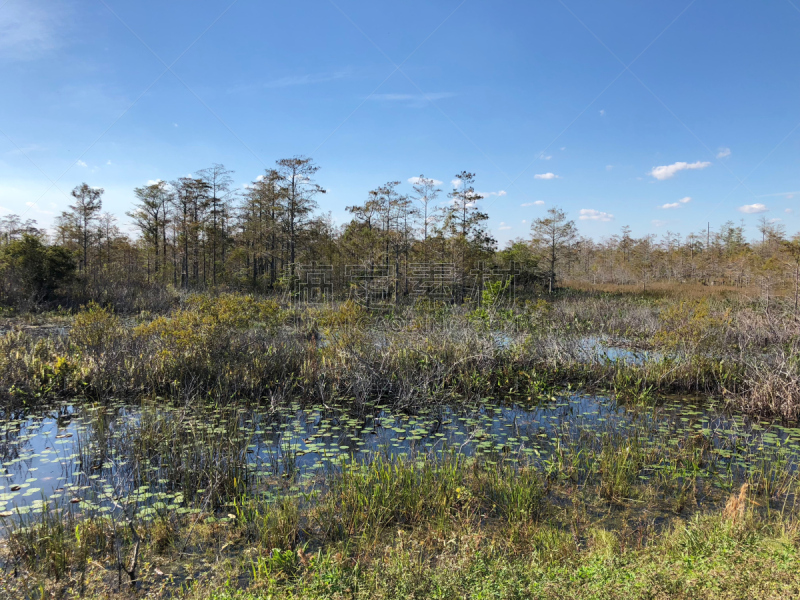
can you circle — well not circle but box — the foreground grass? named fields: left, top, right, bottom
left=3, top=443, right=800, bottom=599
left=203, top=515, right=800, bottom=600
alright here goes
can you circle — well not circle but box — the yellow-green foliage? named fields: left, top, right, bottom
left=654, top=298, right=731, bottom=355
left=70, top=302, right=121, bottom=350
left=312, top=300, right=369, bottom=330
left=183, top=293, right=283, bottom=329
left=134, top=294, right=283, bottom=355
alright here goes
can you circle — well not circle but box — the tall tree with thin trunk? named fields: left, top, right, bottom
left=411, top=175, right=440, bottom=263
left=68, top=183, right=103, bottom=275
left=275, top=157, right=325, bottom=278
left=530, top=207, right=576, bottom=293
left=198, top=164, right=234, bottom=286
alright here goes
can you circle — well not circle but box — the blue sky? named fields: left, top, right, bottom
left=1, top=0, right=799, bottom=245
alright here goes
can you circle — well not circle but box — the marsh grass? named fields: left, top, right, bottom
left=2, top=290, right=799, bottom=420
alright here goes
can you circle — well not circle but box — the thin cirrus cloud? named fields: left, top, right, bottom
left=661, top=197, right=692, bottom=209
left=521, top=201, right=545, bottom=207
left=408, top=177, right=443, bottom=186
left=534, top=173, right=559, bottom=180
left=649, top=161, right=711, bottom=181
left=738, top=203, right=768, bottom=214
left=579, top=209, right=614, bottom=222
left=227, top=69, right=354, bottom=93
left=371, top=92, right=455, bottom=108
left=0, top=2, right=63, bottom=61
left=717, top=147, right=732, bottom=159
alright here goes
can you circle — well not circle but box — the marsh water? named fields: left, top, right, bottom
left=2, top=391, right=800, bottom=530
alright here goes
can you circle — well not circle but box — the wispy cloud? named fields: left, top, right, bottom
left=228, top=69, right=353, bottom=94
left=652, top=219, right=668, bottom=227
left=25, top=202, right=54, bottom=216
left=521, top=201, right=545, bottom=207
left=534, top=173, right=559, bottom=180
left=5, top=144, right=46, bottom=156
left=738, top=203, right=768, bottom=214
left=649, top=161, right=711, bottom=181
left=606, top=165, right=613, bottom=171
left=599, top=109, right=605, bottom=116
left=76, top=160, right=87, bottom=167
left=0, top=3, right=63, bottom=61
left=579, top=209, right=614, bottom=222
left=786, top=209, right=794, bottom=214
left=497, top=222, right=512, bottom=231
left=755, top=190, right=800, bottom=198
left=371, top=92, right=455, bottom=108
left=717, top=147, right=731, bottom=159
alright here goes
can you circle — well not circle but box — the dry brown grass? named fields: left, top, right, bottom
left=564, top=280, right=767, bottom=300
left=723, top=483, right=749, bottom=523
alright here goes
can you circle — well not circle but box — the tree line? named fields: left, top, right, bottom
left=1, top=155, right=799, bottom=309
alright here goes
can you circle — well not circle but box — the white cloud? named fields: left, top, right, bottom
left=769, top=218, right=781, bottom=223
left=534, top=173, right=559, bottom=180
left=173, top=123, right=179, bottom=128
left=451, top=179, right=462, bottom=189
left=717, top=147, right=731, bottom=159
left=661, top=197, right=691, bottom=210
left=738, top=203, right=768, bottom=214
left=560, top=147, right=566, bottom=151
left=521, top=219, right=527, bottom=224
left=599, top=109, right=605, bottom=116
left=539, top=154, right=552, bottom=160
left=478, top=190, right=507, bottom=198
left=652, top=219, right=668, bottom=227
left=408, top=176, right=443, bottom=186
left=106, top=160, right=112, bottom=165
left=579, top=209, right=614, bottom=222
left=498, top=222, right=512, bottom=231
left=520, top=201, right=545, bottom=207
left=606, top=165, right=613, bottom=171
left=76, top=160, right=87, bottom=167
left=786, top=208, right=794, bottom=214
left=146, top=179, right=163, bottom=186
left=649, top=161, right=711, bottom=181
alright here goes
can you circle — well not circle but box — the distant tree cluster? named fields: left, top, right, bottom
left=2, top=155, right=800, bottom=309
